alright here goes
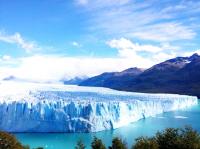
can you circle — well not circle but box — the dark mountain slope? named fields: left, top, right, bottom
left=79, top=67, right=144, bottom=88
left=62, top=77, right=88, bottom=85
left=80, top=53, right=200, bottom=98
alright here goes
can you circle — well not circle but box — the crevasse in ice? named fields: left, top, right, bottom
left=0, top=81, right=198, bottom=132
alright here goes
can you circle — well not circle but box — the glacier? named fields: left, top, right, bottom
left=0, top=81, right=198, bottom=132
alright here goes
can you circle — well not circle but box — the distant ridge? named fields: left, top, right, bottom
left=79, top=53, right=200, bottom=98
left=79, top=67, right=144, bottom=88
left=3, top=75, right=17, bottom=81
left=62, top=77, right=88, bottom=85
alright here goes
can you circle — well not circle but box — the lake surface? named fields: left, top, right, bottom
left=15, top=102, right=200, bottom=149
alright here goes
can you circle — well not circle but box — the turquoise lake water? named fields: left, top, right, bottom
left=15, top=103, right=200, bottom=149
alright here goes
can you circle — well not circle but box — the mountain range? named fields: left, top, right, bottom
left=79, top=53, right=200, bottom=98
left=62, top=77, right=88, bottom=85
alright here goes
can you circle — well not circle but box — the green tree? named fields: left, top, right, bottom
left=132, top=137, right=158, bottom=149
left=132, top=126, right=200, bottom=149
left=0, top=131, right=29, bottom=149
left=109, top=137, right=128, bottom=149
left=91, top=137, right=106, bottom=149
left=179, top=126, right=200, bottom=149
left=155, top=128, right=181, bottom=149
left=75, top=139, right=86, bottom=149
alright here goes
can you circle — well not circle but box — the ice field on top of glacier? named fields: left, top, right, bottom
left=0, top=81, right=198, bottom=132
left=0, top=81, right=197, bottom=103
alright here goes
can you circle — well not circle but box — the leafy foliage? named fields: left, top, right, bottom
left=0, top=131, right=29, bottom=149
left=132, top=126, right=200, bottom=149
left=91, top=137, right=106, bottom=149
left=109, top=137, right=128, bottom=149
left=132, top=137, right=158, bottom=149
left=0, top=131, right=44, bottom=149
left=75, top=139, right=86, bottom=149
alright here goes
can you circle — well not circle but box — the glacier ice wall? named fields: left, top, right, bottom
left=0, top=81, right=198, bottom=132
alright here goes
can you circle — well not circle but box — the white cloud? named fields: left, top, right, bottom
left=153, top=52, right=176, bottom=62
left=0, top=32, right=38, bottom=53
left=107, top=38, right=163, bottom=58
left=75, top=0, right=130, bottom=7
left=132, top=23, right=196, bottom=42
left=76, top=0, right=198, bottom=43
left=107, top=38, right=180, bottom=68
left=0, top=36, right=188, bottom=83
left=183, top=49, right=200, bottom=57
left=160, top=42, right=180, bottom=51
left=1, top=43, right=196, bottom=83
left=2, top=55, right=11, bottom=61
left=72, top=41, right=81, bottom=47
left=75, top=0, right=88, bottom=5
left=0, top=55, right=154, bottom=83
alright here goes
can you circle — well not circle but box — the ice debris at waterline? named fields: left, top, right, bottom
left=0, top=81, right=198, bottom=132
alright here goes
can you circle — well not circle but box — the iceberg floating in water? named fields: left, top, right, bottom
left=0, top=81, right=198, bottom=132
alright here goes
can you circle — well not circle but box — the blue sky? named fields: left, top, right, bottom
left=0, top=0, right=200, bottom=82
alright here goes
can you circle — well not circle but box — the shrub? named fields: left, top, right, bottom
left=109, top=137, right=128, bottom=149
left=132, top=137, right=158, bottom=149
left=132, top=126, right=200, bottom=149
left=0, top=131, right=29, bottom=149
left=155, top=128, right=181, bottom=149
left=75, top=139, right=86, bottom=149
left=91, top=137, right=106, bottom=149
